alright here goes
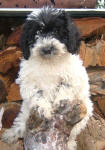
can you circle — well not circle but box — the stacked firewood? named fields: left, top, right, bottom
left=75, top=17, right=105, bottom=118
left=0, top=25, right=23, bottom=103
left=0, top=17, right=105, bottom=150
left=0, top=0, right=97, bottom=8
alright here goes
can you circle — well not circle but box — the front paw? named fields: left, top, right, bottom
left=54, top=99, right=87, bottom=125
left=2, top=128, right=19, bottom=144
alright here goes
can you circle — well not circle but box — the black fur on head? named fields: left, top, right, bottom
left=20, top=7, right=81, bottom=60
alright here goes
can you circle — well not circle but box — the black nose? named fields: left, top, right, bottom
left=42, top=47, right=54, bottom=55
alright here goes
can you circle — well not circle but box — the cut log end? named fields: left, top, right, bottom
left=0, top=103, right=20, bottom=128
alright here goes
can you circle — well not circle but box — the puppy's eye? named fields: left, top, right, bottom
left=36, top=31, right=40, bottom=35
left=36, top=30, right=43, bottom=35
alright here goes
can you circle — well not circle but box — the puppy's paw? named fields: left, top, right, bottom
left=54, top=99, right=87, bottom=125
left=2, top=128, right=19, bottom=144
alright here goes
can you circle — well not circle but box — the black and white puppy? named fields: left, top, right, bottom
left=2, top=7, right=93, bottom=150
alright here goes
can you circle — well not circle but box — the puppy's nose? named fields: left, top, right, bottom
left=42, top=47, right=53, bottom=55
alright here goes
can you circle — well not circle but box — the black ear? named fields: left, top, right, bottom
left=66, top=13, right=81, bottom=54
left=20, top=20, right=38, bottom=60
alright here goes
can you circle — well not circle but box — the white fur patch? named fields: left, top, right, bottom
left=0, top=107, right=4, bottom=130
left=30, top=37, right=67, bottom=61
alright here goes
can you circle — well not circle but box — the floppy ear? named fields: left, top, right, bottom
left=20, top=20, right=38, bottom=60
left=66, top=13, right=81, bottom=54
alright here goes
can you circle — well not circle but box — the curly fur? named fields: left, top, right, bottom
left=2, top=7, right=93, bottom=150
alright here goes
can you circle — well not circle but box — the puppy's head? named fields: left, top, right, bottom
left=20, top=7, right=81, bottom=61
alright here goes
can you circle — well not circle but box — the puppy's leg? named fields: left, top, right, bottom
left=67, top=98, right=93, bottom=150
left=2, top=100, right=30, bottom=143
left=53, top=84, right=93, bottom=150
left=2, top=86, right=53, bottom=144
left=2, top=81, right=45, bottom=143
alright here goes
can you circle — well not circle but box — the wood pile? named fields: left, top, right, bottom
left=75, top=17, right=105, bottom=119
left=0, top=17, right=105, bottom=150
left=0, top=0, right=97, bottom=8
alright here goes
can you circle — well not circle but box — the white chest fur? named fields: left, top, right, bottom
left=16, top=54, right=89, bottom=104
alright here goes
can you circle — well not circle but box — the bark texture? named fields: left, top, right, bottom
left=77, top=113, right=105, bottom=150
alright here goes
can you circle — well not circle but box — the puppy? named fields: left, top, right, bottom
left=2, top=7, right=93, bottom=150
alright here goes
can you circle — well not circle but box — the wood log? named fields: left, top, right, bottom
left=79, top=40, right=105, bottom=67
left=6, top=83, right=22, bottom=102
left=92, top=95, right=105, bottom=117
left=0, top=46, right=22, bottom=101
left=74, top=17, right=105, bottom=39
left=87, top=69, right=105, bottom=117
left=6, top=25, right=23, bottom=46
left=88, top=69, right=105, bottom=96
left=0, top=74, right=13, bottom=94
left=96, top=96, right=105, bottom=117
left=24, top=100, right=87, bottom=150
left=0, top=34, right=6, bottom=50
left=0, top=102, right=20, bottom=128
left=0, top=80, right=7, bottom=103
left=0, top=46, right=22, bottom=74
left=93, top=101, right=105, bottom=119
left=77, top=113, right=105, bottom=150
left=0, top=67, right=18, bottom=93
